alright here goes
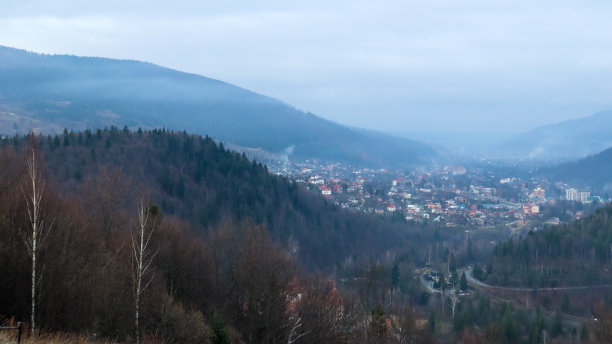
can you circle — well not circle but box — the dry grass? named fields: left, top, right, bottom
left=0, top=330, right=115, bottom=344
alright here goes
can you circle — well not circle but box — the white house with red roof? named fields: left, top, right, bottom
left=319, top=185, right=332, bottom=195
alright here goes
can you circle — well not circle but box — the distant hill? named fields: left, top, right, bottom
left=499, top=110, right=612, bottom=159
left=0, top=45, right=435, bottom=167
left=546, top=146, right=612, bottom=192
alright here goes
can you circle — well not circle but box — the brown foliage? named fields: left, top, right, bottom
left=152, top=295, right=212, bottom=344
left=593, top=301, right=612, bottom=343
left=459, top=328, right=484, bottom=344
left=295, top=275, right=352, bottom=344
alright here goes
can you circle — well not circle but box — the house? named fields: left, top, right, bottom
left=308, top=176, right=325, bottom=185
left=546, top=217, right=560, bottom=225
left=387, top=203, right=397, bottom=212
left=320, top=185, right=332, bottom=195
left=531, top=186, right=545, bottom=198
left=522, top=204, right=539, bottom=215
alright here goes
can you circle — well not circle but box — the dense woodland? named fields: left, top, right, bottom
left=3, top=128, right=612, bottom=343
left=0, top=129, right=436, bottom=343
left=4, top=127, right=428, bottom=269
left=456, top=204, right=612, bottom=343
left=485, top=205, right=612, bottom=289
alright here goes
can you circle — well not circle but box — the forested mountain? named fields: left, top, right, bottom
left=11, top=128, right=423, bottom=268
left=0, top=129, right=436, bottom=343
left=0, top=45, right=436, bottom=167
left=483, top=203, right=612, bottom=289
left=499, top=110, right=612, bottom=159
left=546, top=146, right=612, bottom=193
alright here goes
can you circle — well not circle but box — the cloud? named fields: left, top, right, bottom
left=2, top=1, right=612, bottom=133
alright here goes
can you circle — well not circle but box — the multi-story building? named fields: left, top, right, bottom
left=566, top=188, right=579, bottom=201
left=579, top=191, right=590, bottom=203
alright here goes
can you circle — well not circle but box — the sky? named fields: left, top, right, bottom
left=2, top=0, right=612, bottom=134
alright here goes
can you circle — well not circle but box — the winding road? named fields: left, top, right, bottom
left=463, top=268, right=612, bottom=292
left=460, top=267, right=612, bottom=326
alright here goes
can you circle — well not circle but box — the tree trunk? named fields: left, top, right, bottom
left=22, top=147, right=46, bottom=335
left=132, top=198, right=156, bottom=344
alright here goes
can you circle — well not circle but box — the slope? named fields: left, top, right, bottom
left=484, top=203, right=612, bottom=288
left=546, top=146, right=612, bottom=193
left=1, top=128, right=428, bottom=269
left=0, top=45, right=435, bottom=167
left=499, top=110, right=612, bottom=159
left=0, top=129, right=439, bottom=344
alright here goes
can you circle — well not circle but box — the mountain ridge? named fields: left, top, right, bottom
left=545, top=145, right=612, bottom=192
left=499, top=110, right=612, bottom=159
left=0, top=45, right=436, bottom=167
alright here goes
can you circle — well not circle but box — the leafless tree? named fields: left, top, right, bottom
left=287, top=317, right=309, bottom=344
left=20, top=147, right=52, bottom=334
left=131, top=198, right=157, bottom=344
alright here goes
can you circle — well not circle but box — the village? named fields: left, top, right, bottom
left=266, top=158, right=609, bottom=234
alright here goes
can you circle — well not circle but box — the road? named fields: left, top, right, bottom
left=420, top=267, right=610, bottom=326
left=460, top=267, right=612, bottom=326
left=463, top=268, right=612, bottom=292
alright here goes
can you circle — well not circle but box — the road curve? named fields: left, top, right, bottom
left=463, top=268, right=612, bottom=292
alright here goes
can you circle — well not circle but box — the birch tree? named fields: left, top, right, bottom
left=20, top=147, right=51, bottom=334
left=131, top=198, right=157, bottom=344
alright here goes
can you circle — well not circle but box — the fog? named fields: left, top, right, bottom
left=2, top=1, right=612, bottom=135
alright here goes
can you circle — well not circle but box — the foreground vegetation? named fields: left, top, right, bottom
left=0, top=130, right=435, bottom=343
left=3, top=128, right=612, bottom=343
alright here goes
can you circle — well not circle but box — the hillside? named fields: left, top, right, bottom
left=546, top=146, right=612, bottom=193
left=484, top=203, right=612, bottom=289
left=1, top=128, right=426, bottom=269
left=0, top=130, right=437, bottom=343
left=0, top=45, right=435, bottom=167
left=499, top=110, right=612, bottom=159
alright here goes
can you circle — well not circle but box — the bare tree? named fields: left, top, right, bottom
left=131, top=198, right=157, bottom=344
left=20, top=147, right=52, bottom=334
left=287, top=317, right=309, bottom=344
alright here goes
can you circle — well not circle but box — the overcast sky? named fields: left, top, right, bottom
left=2, top=0, right=612, bottom=134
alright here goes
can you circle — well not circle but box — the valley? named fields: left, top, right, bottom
left=1, top=45, right=612, bottom=343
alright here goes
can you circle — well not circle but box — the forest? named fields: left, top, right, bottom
left=0, top=129, right=436, bottom=343
left=3, top=128, right=612, bottom=343
left=486, top=205, right=612, bottom=288
left=2, top=127, right=430, bottom=269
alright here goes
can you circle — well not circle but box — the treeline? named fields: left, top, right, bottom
left=1, top=127, right=421, bottom=269
left=483, top=204, right=612, bottom=289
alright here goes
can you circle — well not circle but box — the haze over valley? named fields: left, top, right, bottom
left=3, top=2, right=612, bottom=343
